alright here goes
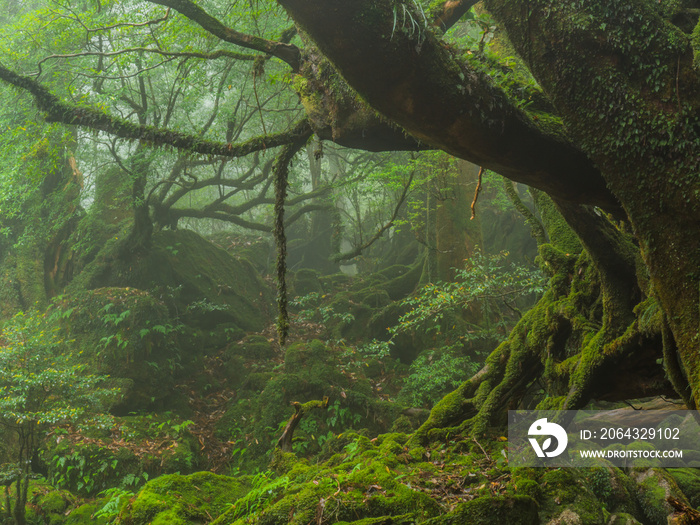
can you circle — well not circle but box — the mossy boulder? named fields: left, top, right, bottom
left=537, top=468, right=608, bottom=524
left=318, top=272, right=353, bottom=292
left=215, top=340, right=403, bottom=471
left=668, top=468, right=700, bottom=508
left=64, top=501, right=111, bottom=525
left=135, top=230, right=273, bottom=331
left=72, top=229, right=272, bottom=334
left=290, top=268, right=324, bottom=297
left=208, top=232, right=273, bottom=274
left=631, top=468, right=688, bottom=525
left=226, top=334, right=276, bottom=361
left=120, top=471, right=251, bottom=525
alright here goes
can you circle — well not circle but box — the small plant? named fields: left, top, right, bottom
left=327, top=400, right=361, bottom=429
left=165, top=243, right=181, bottom=256
left=391, top=0, right=429, bottom=44
left=391, top=250, right=545, bottom=345
left=399, top=350, right=480, bottom=407
left=93, top=487, right=135, bottom=520
left=226, top=471, right=290, bottom=520
left=290, top=292, right=355, bottom=327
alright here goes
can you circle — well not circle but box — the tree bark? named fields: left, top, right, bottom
left=483, top=0, right=700, bottom=406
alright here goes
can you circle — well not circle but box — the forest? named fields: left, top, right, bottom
left=0, top=0, right=699, bottom=523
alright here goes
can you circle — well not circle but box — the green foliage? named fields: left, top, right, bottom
left=391, top=0, right=429, bottom=44
left=0, top=310, right=118, bottom=523
left=45, top=412, right=200, bottom=496
left=225, top=471, right=290, bottom=521
left=93, top=487, right=134, bottom=520
left=392, top=250, right=545, bottom=344
left=290, top=292, right=356, bottom=327
left=0, top=311, right=117, bottom=427
left=398, top=350, right=480, bottom=407
left=363, top=250, right=544, bottom=407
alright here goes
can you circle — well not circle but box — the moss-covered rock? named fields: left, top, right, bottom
left=668, top=468, right=700, bottom=508
left=290, top=268, right=324, bottom=297
left=226, top=334, right=276, bottom=361
left=631, top=468, right=688, bottom=525
left=70, top=229, right=273, bottom=334
left=536, top=468, right=608, bottom=525
left=423, top=495, right=538, bottom=524
left=120, top=471, right=251, bottom=525
left=606, top=514, right=642, bottom=525
left=138, top=230, right=273, bottom=331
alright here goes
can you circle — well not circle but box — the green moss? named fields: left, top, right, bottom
left=333, top=516, right=416, bottom=525
left=693, top=18, right=700, bottom=68
left=227, top=334, right=276, bottom=360
left=668, top=468, right=700, bottom=508
left=631, top=468, right=684, bottom=525
left=606, top=514, right=643, bottom=524
left=537, top=469, right=607, bottom=524
left=38, top=490, right=69, bottom=514
left=535, top=396, right=565, bottom=410
left=285, top=339, right=332, bottom=369
left=120, top=472, right=251, bottom=525
left=423, top=495, right=538, bottom=524
left=513, top=478, right=541, bottom=499
left=64, top=502, right=110, bottom=525
left=291, top=268, right=323, bottom=297
left=531, top=191, right=581, bottom=255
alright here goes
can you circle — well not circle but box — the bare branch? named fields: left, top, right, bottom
left=35, top=47, right=258, bottom=76
left=146, top=0, right=301, bottom=71
left=333, top=171, right=414, bottom=262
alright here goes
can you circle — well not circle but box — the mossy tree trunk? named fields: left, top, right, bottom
left=483, top=0, right=700, bottom=406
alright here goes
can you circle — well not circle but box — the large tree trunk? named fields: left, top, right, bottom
left=483, top=0, right=700, bottom=406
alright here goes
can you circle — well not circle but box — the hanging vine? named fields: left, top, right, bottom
left=272, top=131, right=313, bottom=346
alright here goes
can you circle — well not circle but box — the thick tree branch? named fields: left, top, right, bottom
left=0, top=62, right=311, bottom=158
left=277, top=398, right=329, bottom=452
left=277, top=0, right=622, bottom=214
left=430, top=0, right=479, bottom=32
left=147, top=0, right=301, bottom=71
